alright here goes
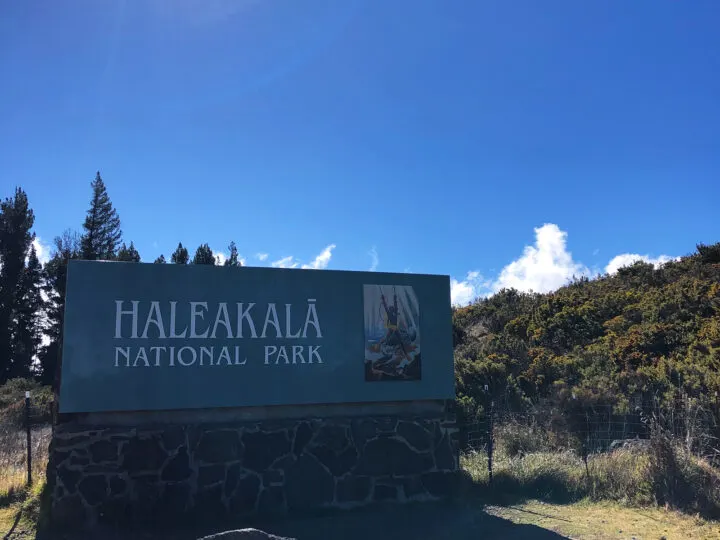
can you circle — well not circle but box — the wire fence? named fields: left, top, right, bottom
left=0, top=393, right=52, bottom=499
left=458, top=397, right=720, bottom=481
left=3, top=392, right=720, bottom=501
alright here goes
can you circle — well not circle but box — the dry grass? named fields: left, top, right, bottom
left=462, top=439, right=720, bottom=520
left=0, top=424, right=51, bottom=505
left=0, top=480, right=47, bottom=538
left=0, top=421, right=50, bottom=538
left=464, top=445, right=720, bottom=537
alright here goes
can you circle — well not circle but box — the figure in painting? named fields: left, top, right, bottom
left=364, top=284, right=421, bottom=381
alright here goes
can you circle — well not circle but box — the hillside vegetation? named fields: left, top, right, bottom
left=453, top=242, right=720, bottom=421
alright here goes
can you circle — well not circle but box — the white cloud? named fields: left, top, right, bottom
left=492, top=223, right=590, bottom=293
left=256, top=253, right=269, bottom=262
left=452, top=223, right=680, bottom=302
left=368, top=247, right=379, bottom=271
left=301, top=244, right=336, bottom=270
left=269, top=244, right=336, bottom=270
left=32, top=237, right=50, bottom=265
left=272, top=256, right=299, bottom=269
left=605, top=253, right=676, bottom=275
left=451, top=271, right=489, bottom=306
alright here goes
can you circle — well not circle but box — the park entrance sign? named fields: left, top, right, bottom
left=50, top=261, right=459, bottom=528
left=59, top=261, right=454, bottom=413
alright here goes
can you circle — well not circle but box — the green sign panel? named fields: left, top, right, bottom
left=59, top=261, right=454, bottom=413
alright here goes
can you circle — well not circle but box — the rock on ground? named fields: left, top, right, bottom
left=197, top=528, right=294, bottom=540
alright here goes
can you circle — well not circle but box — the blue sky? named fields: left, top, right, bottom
left=1, top=0, right=718, bottom=304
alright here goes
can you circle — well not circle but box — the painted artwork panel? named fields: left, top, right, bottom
left=364, top=284, right=421, bottom=381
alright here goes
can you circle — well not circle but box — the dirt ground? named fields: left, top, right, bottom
left=5, top=499, right=713, bottom=540
left=31, top=500, right=564, bottom=540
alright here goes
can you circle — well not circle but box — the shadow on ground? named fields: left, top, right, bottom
left=263, top=500, right=568, bottom=540
left=36, top=499, right=567, bottom=540
left=468, top=470, right=583, bottom=507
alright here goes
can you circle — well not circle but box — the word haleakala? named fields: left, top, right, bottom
left=113, top=299, right=324, bottom=368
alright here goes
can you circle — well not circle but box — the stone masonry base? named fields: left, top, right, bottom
left=47, top=414, right=460, bottom=528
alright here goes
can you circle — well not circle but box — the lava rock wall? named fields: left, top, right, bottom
left=48, top=414, right=459, bottom=527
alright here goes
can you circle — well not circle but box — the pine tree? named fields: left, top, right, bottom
left=40, top=230, right=80, bottom=385
left=13, top=244, right=44, bottom=378
left=80, top=172, right=122, bottom=260
left=224, top=241, right=242, bottom=267
left=117, top=241, right=141, bottom=262
left=192, top=243, right=216, bottom=265
left=171, top=243, right=189, bottom=264
left=0, top=188, right=35, bottom=383
left=154, top=254, right=166, bottom=264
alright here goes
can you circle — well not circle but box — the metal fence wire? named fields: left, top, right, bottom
left=458, top=398, right=720, bottom=481
left=3, top=393, right=720, bottom=497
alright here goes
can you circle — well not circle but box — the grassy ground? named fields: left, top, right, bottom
left=487, top=500, right=720, bottom=539
left=0, top=426, right=51, bottom=505
left=0, top=481, right=45, bottom=539
left=462, top=449, right=653, bottom=505
left=0, top=424, right=50, bottom=539
left=6, top=497, right=716, bottom=540
left=462, top=443, right=720, bottom=517
left=461, top=447, right=720, bottom=538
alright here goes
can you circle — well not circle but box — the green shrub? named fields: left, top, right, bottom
left=0, top=378, right=39, bottom=406
left=0, top=378, right=53, bottom=427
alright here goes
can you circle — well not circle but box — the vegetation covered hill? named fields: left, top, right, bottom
left=453, top=242, right=720, bottom=421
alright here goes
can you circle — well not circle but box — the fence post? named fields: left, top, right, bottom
left=487, top=399, right=494, bottom=486
left=582, top=409, right=591, bottom=490
left=25, top=391, right=32, bottom=487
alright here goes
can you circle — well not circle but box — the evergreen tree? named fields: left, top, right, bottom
left=224, top=241, right=242, bottom=267
left=80, top=172, right=122, bottom=260
left=192, top=243, right=215, bottom=265
left=154, top=254, right=166, bottom=264
left=40, top=230, right=80, bottom=386
left=117, top=241, right=141, bottom=262
left=13, top=244, right=44, bottom=378
left=171, top=243, right=189, bottom=264
left=0, top=188, right=35, bottom=383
